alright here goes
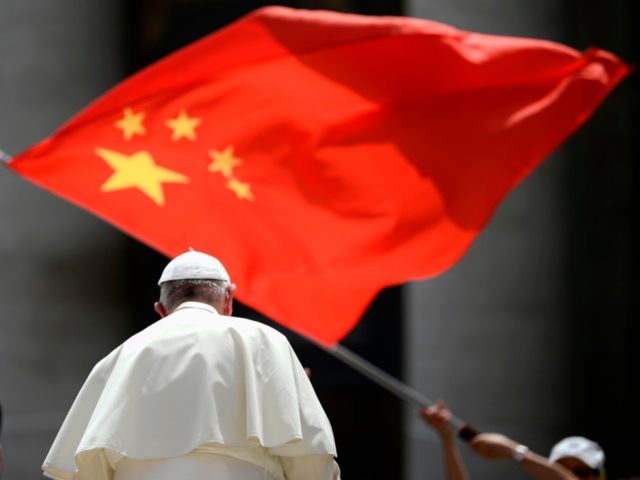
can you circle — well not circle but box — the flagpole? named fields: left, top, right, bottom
left=314, top=340, right=479, bottom=441
left=0, top=149, right=13, bottom=164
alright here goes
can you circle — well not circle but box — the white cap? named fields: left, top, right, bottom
left=549, top=436, right=605, bottom=472
left=158, top=249, right=230, bottom=285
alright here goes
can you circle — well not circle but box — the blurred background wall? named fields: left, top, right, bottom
left=0, top=1, right=637, bottom=479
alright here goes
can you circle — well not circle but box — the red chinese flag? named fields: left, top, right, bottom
left=7, top=7, right=628, bottom=345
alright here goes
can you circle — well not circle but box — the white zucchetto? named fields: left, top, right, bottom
left=158, top=249, right=230, bottom=285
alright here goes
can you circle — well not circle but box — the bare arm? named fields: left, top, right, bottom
left=471, top=433, right=578, bottom=480
left=421, top=401, right=469, bottom=480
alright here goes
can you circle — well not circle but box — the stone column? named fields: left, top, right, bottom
left=403, top=2, right=570, bottom=479
left=0, top=2, right=127, bottom=478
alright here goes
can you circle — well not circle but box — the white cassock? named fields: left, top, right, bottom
left=43, top=302, right=339, bottom=480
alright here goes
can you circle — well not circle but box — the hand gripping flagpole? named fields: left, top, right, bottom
left=313, top=340, right=479, bottom=441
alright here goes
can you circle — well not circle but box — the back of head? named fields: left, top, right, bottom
left=160, top=278, right=229, bottom=312
left=157, top=249, right=235, bottom=314
left=549, top=436, right=605, bottom=478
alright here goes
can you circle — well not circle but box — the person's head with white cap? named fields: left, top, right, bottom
left=549, top=436, right=606, bottom=480
left=154, top=249, right=236, bottom=318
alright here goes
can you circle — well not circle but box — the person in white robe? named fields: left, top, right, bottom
left=42, top=250, right=340, bottom=480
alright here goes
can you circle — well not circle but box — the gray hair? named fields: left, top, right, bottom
left=159, top=279, right=229, bottom=311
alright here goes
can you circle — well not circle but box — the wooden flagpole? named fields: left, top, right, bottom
left=0, top=149, right=12, bottom=163
left=313, top=340, right=479, bottom=441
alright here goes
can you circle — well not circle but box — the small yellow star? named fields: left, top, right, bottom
left=115, top=108, right=146, bottom=140
left=166, top=109, right=202, bottom=141
left=208, top=146, right=242, bottom=178
left=227, top=177, right=254, bottom=201
left=96, top=147, right=189, bottom=206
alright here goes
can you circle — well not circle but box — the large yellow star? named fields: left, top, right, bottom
left=96, top=148, right=189, bottom=206
left=166, top=109, right=202, bottom=141
left=208, top=146, right=242, bottom=178
left=115, top=108, right=146, bottom=140
left=227, top=177, right=254, bottom=201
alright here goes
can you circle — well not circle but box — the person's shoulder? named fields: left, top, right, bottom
left=85, top=341, right=125, bottom=380
left=226, top=315, right=289, bottom=341
left=226, top=314, right=282, bottom=333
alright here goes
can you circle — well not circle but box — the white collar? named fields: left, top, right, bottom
left=173, top=301, right=219, bottom=315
